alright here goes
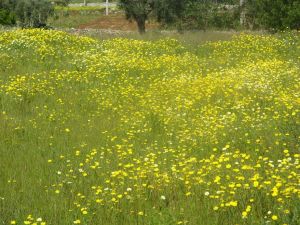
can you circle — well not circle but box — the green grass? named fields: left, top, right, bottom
left=49, top=5, right=118, bottom=29
left=69, top=0, right=117, bottom=3
left=76, top=29, right=259, bottom=47
left=55, top=6, right=106, bottom=11
left=49, top=12, right=102, bottom=28
left=0, top=29, right=299, bottom=225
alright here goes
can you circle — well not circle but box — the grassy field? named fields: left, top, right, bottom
left=49, top=11, right=103, bottom=29
left=69, top=0, right=117, bottom=3
left=0, top=29, right=299, bottom=225
left=49, top=5, right=120, bottom=29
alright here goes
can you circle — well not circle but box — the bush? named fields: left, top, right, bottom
left=52, top=0, right=71, bottom=7
left=181, top=2, right=239, bottom=30
left=0, top=8, right=15, bottom=25
left=0, top=0, right=16, bottom=25
left=246, top=0, right=300, bottom=31
left=14, top=0, right=54, bottom=28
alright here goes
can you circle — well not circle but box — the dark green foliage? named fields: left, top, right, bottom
left=286, top=2, right=300, bottom=30
left=15, top=0, right=54, bottom=28
left=0, top=0, right=16, bottom=25
left=118, top=0, right=241, bottom=32
left=118, top=0, right=155, bottom=34
left=182, top=1, right=212, bottom=30
left=0, top=0, right=54, bottom=27
left=167, top=0, right=300, bottom=31
left=181, top=1, right=240, bottom=30
left=1, top=0, right=299, bottom=31
left=0, top=8, right=15, bottom=25
left=52, top=0, right=71, bottom=6
left=155, top=0, right=186, bottom=28
left=119, top=0, right=300, bottom=32
left=118, top=0, right=186, bottom=33
left=246, top=0, right=300, bottom=31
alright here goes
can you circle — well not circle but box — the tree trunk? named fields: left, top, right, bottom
left=83, top=0, right=87, bottom=6
left=240, top=0, right=246, bottom=26
left=106, top=0, right=109, bottom=16
left=136, top=17, right=146, bottom=34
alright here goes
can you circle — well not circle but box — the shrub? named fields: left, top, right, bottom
left=0, top=0, right=16, bottom=25
left=14, top=0, right=54, bottom=28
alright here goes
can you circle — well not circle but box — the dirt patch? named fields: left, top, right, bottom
left=78, top=14, right=159, bottom=31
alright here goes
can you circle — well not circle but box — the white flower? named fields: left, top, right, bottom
left=160, top=195, right=166, bottom=200
left=204, top=191, right=210, bottom=196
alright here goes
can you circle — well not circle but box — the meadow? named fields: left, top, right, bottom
left=0, top=29, right=299, bottom=225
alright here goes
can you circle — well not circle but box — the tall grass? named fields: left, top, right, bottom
left=0, top=29, right=299, bottom=225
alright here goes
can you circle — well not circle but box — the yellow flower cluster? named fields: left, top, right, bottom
left=10, top=215, right=46, bottom=225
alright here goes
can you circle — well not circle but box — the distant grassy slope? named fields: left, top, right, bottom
left=49, top=4, right=119, bottom=29
left=49, top=11, right=103, bottom=28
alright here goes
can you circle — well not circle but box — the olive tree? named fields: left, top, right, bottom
left=118, top=0, right=154, bottom=34
left=118, top=0, right=185, bottom=34
left=15, top=0, right=54, bottom=28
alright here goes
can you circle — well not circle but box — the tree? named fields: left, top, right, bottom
left=155, top=0, right=186, bottom=31
left=240, top=0, right=246, bottom=25
left=15, top=0, right=54, bottom=28
left=178, top=0, right=240, bottom=30
left=0, top=0, right=55, bottom=27
left=118, top=0, right=155, bottom=34
left=0, top=0, right=16, bottom=25
left=245, top=0, right=300, bottom=31
left=179, top=0, right=212, bottom=30
left=52, top=0, right=71, bottom=6
left=118, top=0, right=185, bottom=34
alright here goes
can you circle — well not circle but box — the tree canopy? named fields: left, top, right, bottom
left=118, top=0, right=186, bottom=33
left=246, top=0, right=300, bottom=31
left=0, top=0, right=16, bottom=25
left=0, top=0, right=54, bottom=27
left=118, top=0, right=300, bottom=33
left=1, top=0, right=299, bottom=31
left=118, top=0, right=155, bottom=33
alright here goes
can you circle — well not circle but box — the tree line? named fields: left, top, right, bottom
left=120, top=0, right=300, bottom=33
left=0, top=0, right=299, bottom=33
left=0, top=0, right=61, bottom=28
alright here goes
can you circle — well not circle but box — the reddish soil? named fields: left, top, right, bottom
left=78, top=14, right=159, bottom=31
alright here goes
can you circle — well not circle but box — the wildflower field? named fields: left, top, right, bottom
left=0, top=29, right=299, bottom=225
